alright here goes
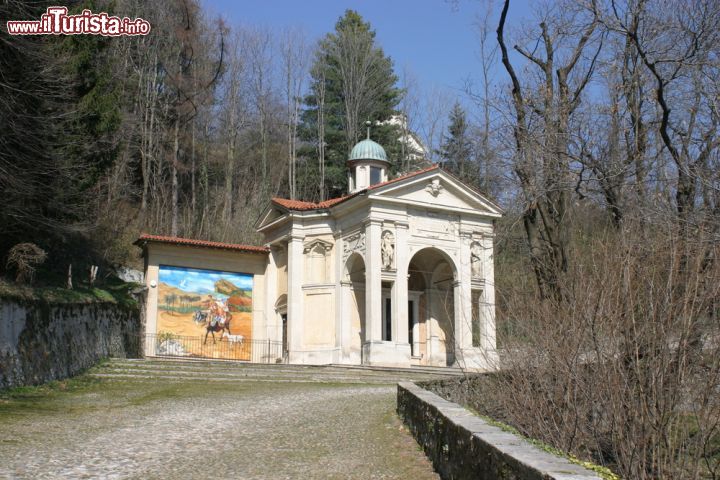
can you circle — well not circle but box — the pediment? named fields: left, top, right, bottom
left=303, top=238, right=333, bottom=253
left=370, top=170, right=502, bottom=217
left=256, top=206, right=288, bottom=230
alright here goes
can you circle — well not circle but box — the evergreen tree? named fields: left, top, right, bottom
left=439, top=101, right=472, bottom=180
left=300, top=10, right=403, bottom=200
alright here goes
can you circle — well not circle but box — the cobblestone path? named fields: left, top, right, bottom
left=0, top=359, right=445, bottom=479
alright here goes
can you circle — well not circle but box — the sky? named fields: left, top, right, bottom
left=159, top=265, right=253, bottom=295
left=202, top=0, right=534, bottom=101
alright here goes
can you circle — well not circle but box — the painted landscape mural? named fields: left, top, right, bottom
left=156, top=265, right=253, bottom=359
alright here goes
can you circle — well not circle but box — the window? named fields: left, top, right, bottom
left=383, top=297, right=392, bottom=341
left=472, top=290, right=483, bottom=347
left=408, top=300, right=415, bottom=355
left=382, top=282, right=393, bottom=341
left=370, top=166, right=382, bottom=185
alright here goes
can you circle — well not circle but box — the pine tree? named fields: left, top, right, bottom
left=300, top=10, right=403, bottom=200
left=439, top=102, right=472, bottom=179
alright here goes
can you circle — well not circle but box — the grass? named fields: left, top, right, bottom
left=0, top=277, right=141, bottom=308
left=0, top=368, right=257, bottom=422
left=0, top=363, right=362, bottom=422
left=0, top=375, right=105, bottom=417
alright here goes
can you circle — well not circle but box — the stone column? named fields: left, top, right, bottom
left=364, top=219, right=382, bottom=344
left=334, top=233, right=346, bottom=361
left=481, top=233, right=497, bottom=357
left=393, top=222, right=409, bottom=345
left=287, top=234, right=304, bottom=361
left=264, top=247, right=279, bottom=342
left=144, top=262, right=159, bottom=356
left=451, top=231, right=473, bottom=368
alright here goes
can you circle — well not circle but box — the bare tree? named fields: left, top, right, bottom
left=497, top=0, right=602, bottom=300
left=247, top=27, right=275, bottom=188
left=220, top=30, right=248, bottom=222
left=605, top=0, right=720, bottom=224
left=419, top=85, right=453, bottom=164
left=280, top=28, right=309, bottom=200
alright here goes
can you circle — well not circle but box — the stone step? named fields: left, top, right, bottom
left=97, top=370, right=436, bottom=385
left=98, top=358, right=457, bottom=385
left=88, top=372, right=399, bottom=385
left=96, top=364, right=434, bottom=379
left=106, top=357, right=462, bottom=378
left=91, top=369, right=442, bottom=384
left=101, top=361, right=444, bottom=379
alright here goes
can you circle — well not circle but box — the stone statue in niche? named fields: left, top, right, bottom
left=470, top=241, right=483, bottom=278
left=381, top=230, right=395, bottom=269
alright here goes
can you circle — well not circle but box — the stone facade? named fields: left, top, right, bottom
left=257, top=165, right=502, bottom=370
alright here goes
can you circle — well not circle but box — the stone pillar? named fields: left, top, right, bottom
left=334, top=234, right=346, bottom=361
left=264, top=247, right=279, bottom=342
left=393, top=222, right=409, bottom=345
left=455, top=232, right=473, bottom=367
left=144, top=262, right=159, bottom=356
left=287, top=234, right=304, bottom=361
left=481, top=233, right=498, bottom=360
left=364, top=219, right=382, bottom=344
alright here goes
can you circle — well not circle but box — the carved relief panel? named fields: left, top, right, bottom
left=342, top=231, right=366, bottom=262
left=408, top=208, right=460, bottom=241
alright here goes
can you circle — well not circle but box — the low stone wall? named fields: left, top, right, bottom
left=0, top=294, right=144, bottom=389
left=397, top=381, right=603, bottom=480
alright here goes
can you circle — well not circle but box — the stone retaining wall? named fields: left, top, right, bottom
left=397, top=381, right=603, bottom=480
left=0, top=294, right=145, bottom=389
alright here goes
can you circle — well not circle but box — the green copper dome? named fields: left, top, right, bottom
left=349, top=139, right=389, bottom=164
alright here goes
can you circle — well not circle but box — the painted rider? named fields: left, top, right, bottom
left=207, top=295, right=228, bottom=327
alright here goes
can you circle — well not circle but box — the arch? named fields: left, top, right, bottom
left=407, top=246, right=458, bottom=280
left=406, top=247, right=457, bottom=367
left=274, top=294, right=288, bottom=311
left=344, top=252, right=366, bottom=283
left=343, top=253, right=366, bottom=363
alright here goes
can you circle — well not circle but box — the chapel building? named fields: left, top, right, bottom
left=137, top=135, right=502, bottom=371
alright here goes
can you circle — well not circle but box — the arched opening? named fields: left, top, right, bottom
left=344, top=253, right=366, bottom=363
left=407, top=248, right=457, bottom=366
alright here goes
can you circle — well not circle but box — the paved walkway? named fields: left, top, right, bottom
left=0, top=359, right=442, bottom=479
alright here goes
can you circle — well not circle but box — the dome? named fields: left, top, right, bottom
left=349, top=139, right=389, bottom=164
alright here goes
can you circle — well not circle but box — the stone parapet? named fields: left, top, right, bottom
left=397, top=381, right=603, bottom=480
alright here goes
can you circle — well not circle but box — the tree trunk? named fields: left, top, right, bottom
left=171, top=119, right=179, bottom=237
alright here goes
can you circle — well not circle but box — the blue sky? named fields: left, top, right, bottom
left=203, top=0, right=534, bottom=98
left=159, top=265, right=253, bottom=295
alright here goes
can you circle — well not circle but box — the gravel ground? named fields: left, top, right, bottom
left=0, top=368, right=439, bottom=479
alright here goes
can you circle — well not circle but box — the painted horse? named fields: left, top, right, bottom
left=193, top=310, right=208, bottom=324
left=204, top=313, right=232, bottom=344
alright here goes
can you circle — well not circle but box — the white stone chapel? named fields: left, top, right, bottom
left=139, top=134, right=502, bottom=371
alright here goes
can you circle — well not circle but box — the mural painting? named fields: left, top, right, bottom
left=156, top=265, right=253, bottom=359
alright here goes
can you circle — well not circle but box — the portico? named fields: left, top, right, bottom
left=256, top=137, right=502, bottom=371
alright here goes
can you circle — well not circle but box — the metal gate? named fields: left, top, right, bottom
left=146, top=333, right=283, bottom=363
